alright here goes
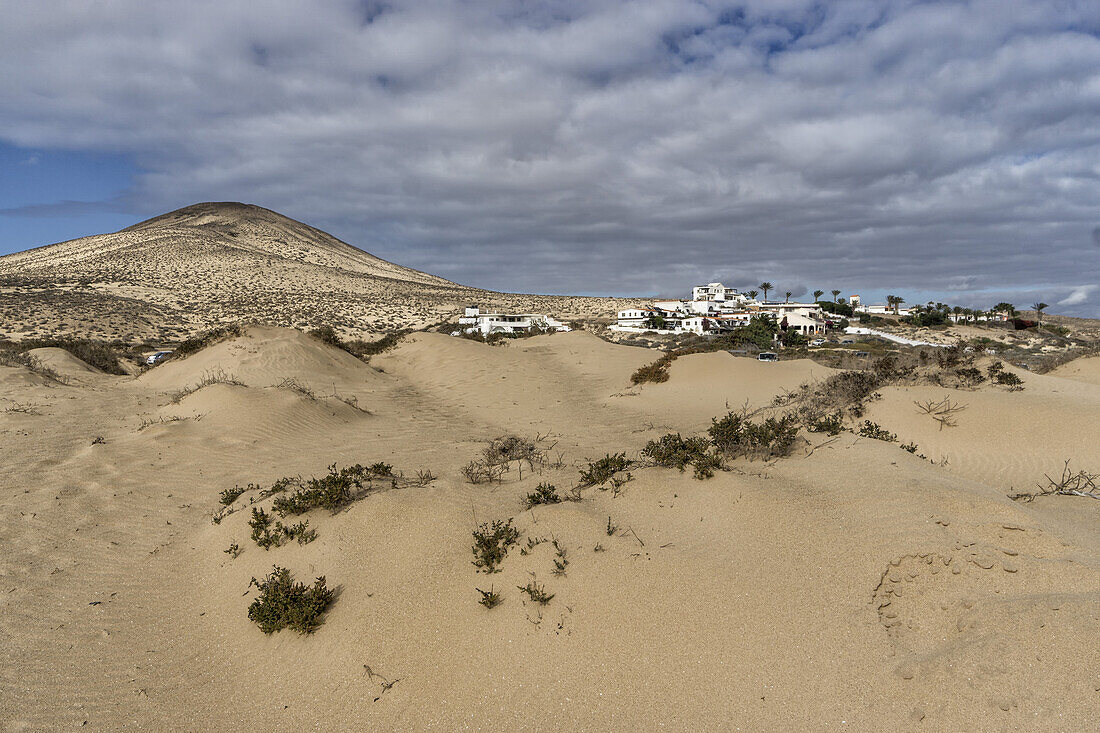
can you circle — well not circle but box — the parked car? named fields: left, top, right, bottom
left=855, top=351, right=870, bottom=358
left=145, top=351, right=173, bottom=365
left=757, top=352, right=778, bottom=362
left=840, top=339, right=855, bottom=344
left=810, top=338, right=826, bottom=347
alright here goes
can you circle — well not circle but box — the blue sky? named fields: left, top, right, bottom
left=1, top=1, right=1099, bottom=315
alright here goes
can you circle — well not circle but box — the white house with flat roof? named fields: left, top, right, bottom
left=459, top=306, right=570, bottom=336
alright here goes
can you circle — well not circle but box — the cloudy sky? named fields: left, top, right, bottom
left=1, top=1, right=1099, bottom=315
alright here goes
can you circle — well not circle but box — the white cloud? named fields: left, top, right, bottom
left=1059, top=284, right=1098, bottom=307
left=1, top=0, right=1099, bottom=314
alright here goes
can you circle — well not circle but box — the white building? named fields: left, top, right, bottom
left=856, top=303, right=912, bottom=316
left=692, top=282, right=743, bottom=303
left=458, top=306, right=570, bottom=336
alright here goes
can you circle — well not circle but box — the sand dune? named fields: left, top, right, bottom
left=2, top=327, right=1098, bottom=731
left=1048, top=354, right=1100, bottom=385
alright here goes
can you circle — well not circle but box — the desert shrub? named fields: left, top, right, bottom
left=308, top=325, right=343, bottom=347
left=858, top=421, right=897, bottom=442
left=954, top=367, right=986, bottom=387
left=271, top=463, right=390, bottom=516
left=248, top=566, right=335, bottom=634
left=631, top=355, right=673, bottom=385
left=476, top=586, right=502, bottom=609
left=461, top=459, right=505, bottom=484
left=224, top=542, right=242, bottom=558
left=935, top=343, right=966, bottom=369
left=691, top=452, right=723, bottom=480
left=641, top=433, right=709, bottom=470
left=472, top=519, right=520, bottom=573
left=708, top=412, right=799, bottom=459
left=344, top=330, right=408, bottom=357
left=220, top=484, right=255, bottom=506
left=987, top=360, right=1004, bottom=377
left=484, top=435, right=542, bottom=467
left=174, top=324, right=246, bottom=358
left=901, top=442, right=919, bottom=453
left=579, top=453, right=632, bottom=487
left=517, top=578, right=554, bottom=605
left=640, top=433, right=719, bottom=478
left=993, top=371, right=1023, bottom=388
left=170, top=368, right=245, bottom=402
left=524, top=483, right=561, bottom=508
left=806, top=411, right=844, bottom=435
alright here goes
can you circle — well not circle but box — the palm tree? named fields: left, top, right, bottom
left=993, top=302, right=1017, bottom=319
left=758, top=282, right=773, bottom=302
left=1033, top=302, right=1048, bottom=327
left=784, top=291, right=792, bottom=303
left=886, top=295, right=904, bottom=314
left=813, top=289, right=824, bottom=302
left=831, top=289, right=841, bottom=303
left=748, top=290, right=758, bottom=300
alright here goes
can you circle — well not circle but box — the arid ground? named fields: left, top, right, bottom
left=2, top=325, right=1099, bottom=731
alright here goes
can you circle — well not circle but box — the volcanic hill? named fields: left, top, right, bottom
left=0, top=202, right=637, bottom=341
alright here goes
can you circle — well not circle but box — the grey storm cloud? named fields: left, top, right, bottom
left=1, top=0, right=1099, bottom=314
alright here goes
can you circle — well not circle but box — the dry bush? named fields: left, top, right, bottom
left=1008, top=461, right=1099, bottom=502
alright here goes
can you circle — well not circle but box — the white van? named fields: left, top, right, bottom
left=757, top=352, right=778, bottom=362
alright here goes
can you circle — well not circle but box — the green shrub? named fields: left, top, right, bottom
left=901, top=442, right=919, bottom=453
left=640, top=433, right=719, bottom=478
left=806, top=411, right=844, bottom=435
left=993, top=371, right=1023, bottom=388
left=641, top=433, right=709, bottom=471
left=579, top=453, right=632, bottom=487
left=708, top=412, right=799, bottom=459
left=859, top=421, right=897, bottom=442
left=955, top=367, right=986, bottom=387
left=248, top=566, right=334, bottom=634
left=472, top=519, right=520, bottom=573
left=248, top=508, right=316, bottom=549
left=524, top=483, right=561, bottom=508
left=271, top=463, right=391, bottom=516
left=691, top=452, right=723, bottom=480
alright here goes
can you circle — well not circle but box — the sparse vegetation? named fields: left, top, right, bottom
left=247, top=566, right=335, bottom=634
left=471, top=519, right=520, bottom=573
left=224, top=542, right=243, bottom=558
